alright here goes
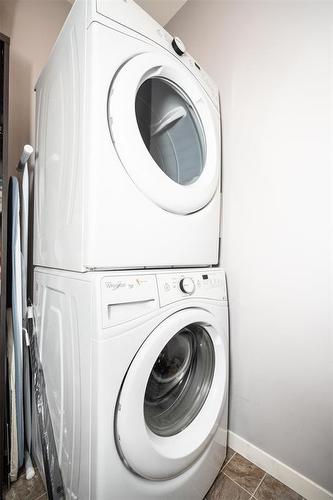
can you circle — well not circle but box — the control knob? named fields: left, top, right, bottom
left=172, top=37, right=186, bottom=56
left=179, top=277, right=195, bottom=295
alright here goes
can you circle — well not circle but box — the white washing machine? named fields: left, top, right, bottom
left=33, top=0, right=222, bottom=272
left=32, top=267, right=229, bottom=499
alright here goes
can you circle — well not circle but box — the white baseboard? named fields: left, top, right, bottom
left=228, top=431, right=333, bottom=500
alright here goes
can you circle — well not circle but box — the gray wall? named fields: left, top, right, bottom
left=167, top=1, right=333, bottom=492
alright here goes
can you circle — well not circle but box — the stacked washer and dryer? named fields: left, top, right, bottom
left=32, top=0, right=229, bottom=499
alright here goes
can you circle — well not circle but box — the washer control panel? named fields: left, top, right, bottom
left=157, top=271, right=227, bottom=307
left=100, top=274, right=158, bottom=328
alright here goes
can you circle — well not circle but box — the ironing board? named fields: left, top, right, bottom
left=21, top=163, right=34, bottom=478
left=10, top=176, right=24, bottom=469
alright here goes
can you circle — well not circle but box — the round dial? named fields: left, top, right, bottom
left=172, top=37, right=186, bottom=56
left=179, top=277, right=195, bottom=295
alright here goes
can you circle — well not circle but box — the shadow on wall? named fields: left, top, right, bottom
left=0, top=0, right=32, bottom=175
left=8, top=51, right=32, bottom=175
left=0, top=0, right=18, bottom=36
left=0, top=0, right=30, bottom=174
left=0, top=0, right=71, bottom=175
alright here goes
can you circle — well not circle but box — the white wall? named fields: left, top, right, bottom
left=167, top=1, right=333, bottom=493
left=0, top=0, right=71, bottom=174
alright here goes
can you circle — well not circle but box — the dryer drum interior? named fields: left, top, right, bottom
left=135, top=78, right=206, bottom=186
left=144, top=323, right=215, bottom=437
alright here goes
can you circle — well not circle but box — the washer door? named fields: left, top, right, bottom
left=115, top=309, right=227, bottom=480
left=108, top=52, right=220, bottom=215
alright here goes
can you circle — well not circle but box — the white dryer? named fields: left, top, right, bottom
left=33, top=0, right=222, bottom=272
left=32, top=267, right=229, bottom=499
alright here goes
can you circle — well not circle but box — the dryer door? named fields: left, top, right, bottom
left=108, top=52, right=220, bottom=215
left=115, top=308, right=227, bottom=480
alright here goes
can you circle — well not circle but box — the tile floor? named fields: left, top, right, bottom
left=206, top=448, right=305, bottom=500
left=4, top=470, right=46, bottom=500
left=5, top=449, right=305, bottom=500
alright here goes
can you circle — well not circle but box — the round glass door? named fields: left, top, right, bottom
left=144, top=324, right=214, bottom=437
left=135, top=78, right=206, bottom=186
left=115, top=308, right=227, bottom=480
left=108, top=52, right=220, bottom=215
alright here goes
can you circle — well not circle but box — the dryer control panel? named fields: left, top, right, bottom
left=157, top=271, right=227, bottom=307
left=93, top=0, right=220, bottom=110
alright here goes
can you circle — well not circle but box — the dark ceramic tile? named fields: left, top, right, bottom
left=223, top=453, right=265, bottom=494
left=207, top=473, right=251, bottom=500
left=255, top=474, right=302, bottom=500
left=5, top=471, right=46, bottom=500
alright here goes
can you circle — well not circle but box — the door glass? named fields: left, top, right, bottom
left=135, top=78, right=206, bottom=186
left=144, top=323, right=215, bottom=437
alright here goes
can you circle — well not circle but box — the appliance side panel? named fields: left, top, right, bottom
left=33, top=271, right=93, bottom=499
left=34, top=2, right=87, bottom=271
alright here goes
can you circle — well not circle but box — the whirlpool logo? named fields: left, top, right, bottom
left=104, top=281, right=126, bottom=290
left=104, top=278, right=146, bottom=290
